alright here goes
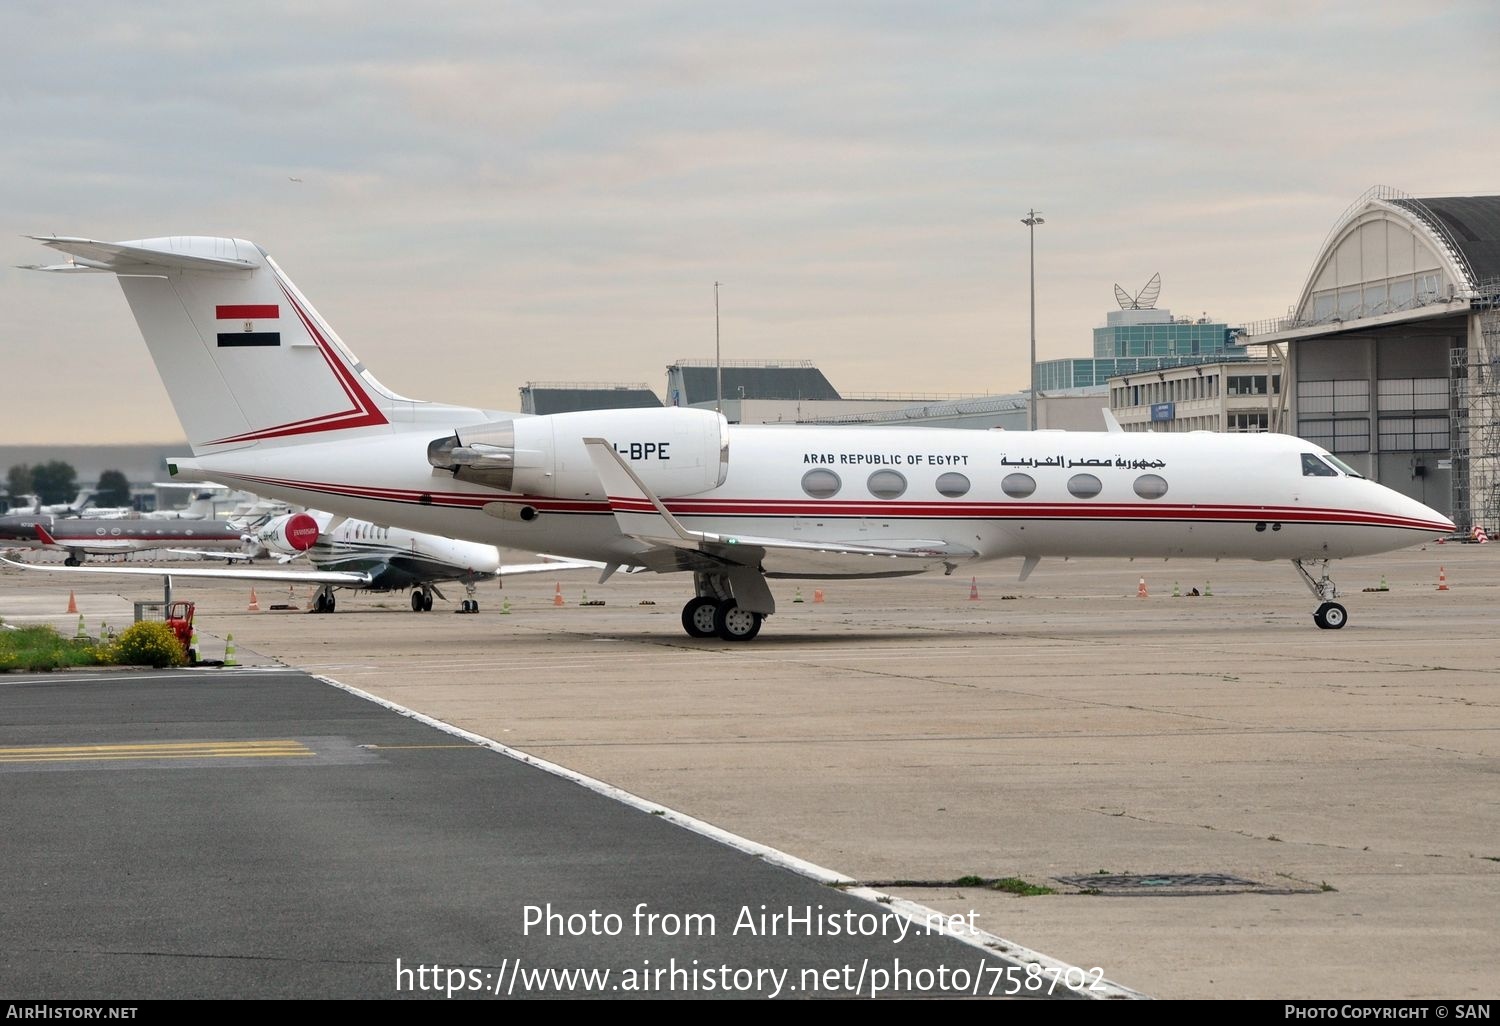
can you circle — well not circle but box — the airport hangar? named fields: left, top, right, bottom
left=1237, top=187, right=1500, bottom=531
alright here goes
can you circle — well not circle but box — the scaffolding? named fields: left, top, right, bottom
left=1449, top=278, right=1500, bottom=533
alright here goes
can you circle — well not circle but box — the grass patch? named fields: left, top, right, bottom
left=0, top=625, right=105, bottom=672
left=990, top=877, right=1056, bottom=897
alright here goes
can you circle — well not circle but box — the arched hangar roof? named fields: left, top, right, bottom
left=1287, top=187, right=1500, bottom=329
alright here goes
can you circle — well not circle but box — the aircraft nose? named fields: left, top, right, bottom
left=1398, top=492, right=1455, bottom=535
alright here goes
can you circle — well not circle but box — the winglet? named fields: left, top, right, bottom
left=582, top=438, right=697, bottom=543
left=1102, top=409, right=1124, bottom=434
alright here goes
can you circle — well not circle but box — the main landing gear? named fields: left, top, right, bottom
left=681, top=596, right=763, bottom=641
left=679, top=570, right=774, bottom=641
left=1292, top=559, right=1347, bottom=630
left=410, top=588, right=435, bottom=612
left=313, top=585, right=337, bottom=614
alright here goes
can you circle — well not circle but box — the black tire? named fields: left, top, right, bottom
left=1315, top=601, right=1347, bottom=630
left=64, top=557, right=79, bottom=567
left=327, top=593, right=335, bottom=614
left=423, top=591, right=434, bottom=612
left=681, top=597, right=719, bottom=638
left=713, top=600, right=763, bottom=641
left=412, top=590, right=424, bottom=612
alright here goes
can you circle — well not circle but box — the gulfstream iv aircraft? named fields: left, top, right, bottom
left=27, top=235, right=1455, bottom=641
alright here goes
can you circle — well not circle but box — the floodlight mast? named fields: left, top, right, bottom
left=715, top=281, right=722, bottom=417
left=1021, top=210, right=1045, bottom=430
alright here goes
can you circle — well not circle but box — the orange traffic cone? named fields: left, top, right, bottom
left=553, top=582, right=565, bottom=607
left=968, top=576, right=980, bottom=601
left=1437, top=566, right=1450, bottom=591
left=247, top=588, right=261, bottom=612
left=1137, top=577, right=1148, bottom=599
left=813, top=588, right=825, bottom=604
left=66, top=590, right=78, bottom=614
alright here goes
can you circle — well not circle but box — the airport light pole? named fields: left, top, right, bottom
left=1021, top=209, right=1044, bottom=430
left=714, top=281, right=722, bottom=417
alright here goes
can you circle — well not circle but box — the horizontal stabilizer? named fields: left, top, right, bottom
left=24, top=235, right=259, bottom=273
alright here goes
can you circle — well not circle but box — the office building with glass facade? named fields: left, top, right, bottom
left=1036, top=308, right=1249, bottom=391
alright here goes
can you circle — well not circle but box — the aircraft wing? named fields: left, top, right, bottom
left=0, top=556, right=371, bottom=586
left=582, top=439, right=975, bottom=578
left=497, top=558, right=604, bottom=576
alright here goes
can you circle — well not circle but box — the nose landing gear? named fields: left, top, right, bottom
left=1294, top=559, right=1348, bottom=630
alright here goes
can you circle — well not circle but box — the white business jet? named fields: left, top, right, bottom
left=4, top=507, right=595, bottom=614
left=25, top=235, right=1455, bottom=640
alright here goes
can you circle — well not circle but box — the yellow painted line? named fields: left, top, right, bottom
left=0, top=740, right=314, bottom=764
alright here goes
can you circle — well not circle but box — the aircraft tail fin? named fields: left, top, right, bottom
left=28, top=235, right=490, bottom=455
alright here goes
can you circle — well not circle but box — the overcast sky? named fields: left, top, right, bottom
left=2, top=1, right=1496, bottom=445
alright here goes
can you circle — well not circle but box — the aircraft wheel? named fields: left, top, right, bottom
left=713, top=600, right=763, bottom=642
left=423, top=591, right=434, bottom=612
left=681, top=597, right=719, bottom=638
left=412, top=590, right=424, bottom=612
left=326, top=593, right=336, bottom=614
left=64, top=557, right=79, bottom=567
left=1313, top=602, right=1347, bottom=630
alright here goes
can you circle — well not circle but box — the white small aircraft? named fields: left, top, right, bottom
left=3, top=507, right=596, bottom=614
left=25, top=234, right=1456, bottom=640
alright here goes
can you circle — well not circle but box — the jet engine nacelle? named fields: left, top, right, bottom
left=428, top=408, right=729, bottom=500
left=254, top=512, right=322, bottom=555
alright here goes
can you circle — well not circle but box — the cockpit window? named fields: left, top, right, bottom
left=1323, top=454, right=1365, bottom=479
left=1301, top=453, right=1339, bottom=477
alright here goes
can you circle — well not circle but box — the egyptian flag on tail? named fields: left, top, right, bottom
left=216, top=304, right=280, bottom=347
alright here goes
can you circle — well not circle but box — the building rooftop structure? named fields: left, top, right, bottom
left=519, top=382, right=662, bottom=416
left=665, top=359, right=841, bottom=407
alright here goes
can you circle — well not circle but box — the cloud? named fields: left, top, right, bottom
left=2, top=1, right=1496, bottom=442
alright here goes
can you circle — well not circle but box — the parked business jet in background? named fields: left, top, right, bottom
left=3, top=508, right=595, bottom=613
left=26, top=234, right=1456, bottom=640
left=0, top=512, right=244, bottom=565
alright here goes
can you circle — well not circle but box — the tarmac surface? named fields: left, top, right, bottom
left=3, top=540, right=1497, bottom=1000
left=0, top=668, right=1053, bottom=1000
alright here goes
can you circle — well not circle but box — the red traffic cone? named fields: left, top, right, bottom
left=553, top=582, right=565, bottom=607
left=248, top=588, right=261, bottom=612
left=968, top=577, right=980, bottom=601
left=1437, top=566, right=1450, bottom=591
left=1137, top=577, right=1148, bottom=598
left=813, top=588, right=825, bottom=604
left=66, top=590, right=78, bottom=614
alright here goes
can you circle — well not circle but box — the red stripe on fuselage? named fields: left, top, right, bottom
left=218, top=473, right=1449, bottom=532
